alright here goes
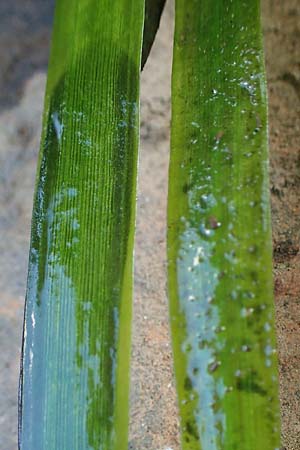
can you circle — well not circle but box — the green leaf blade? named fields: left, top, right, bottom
left=19, top=1, right=144, bottom=449
left=168, top=1, right=281, bottom=449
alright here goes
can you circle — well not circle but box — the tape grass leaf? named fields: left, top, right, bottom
left=19, top=1, right=144, bottom=449
left=167, top=1, right=281, bottom=448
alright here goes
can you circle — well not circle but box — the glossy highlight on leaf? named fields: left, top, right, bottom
left=168, top=1, right=281, bottom=449
left=19, top=1, right=144, bottom=449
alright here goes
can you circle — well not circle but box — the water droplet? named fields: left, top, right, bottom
left=265, top=345, right=273, bottom=356
left=224, top=250, right=237, bottom=264
left=215, top=325, right=226, bottom=333
left=241, top=307, right=254, bottom=317
left=82, top=301, right=92, bottom=312
left=192, top=256, right=199, bottom=266
left=208, top=360, right=221, bottom=373
left=118, top=120, right=128, bottom=128
left=199, top=223, right=214, bottom=238
left=241, top=345, right=251, bottom=352
left=31, top=312, right=36, bottom=329
left=230, top=290, right=238, bottom=300
left=240, top=80, right=255, bottom=95
left=51, top=112, right=64, bottom=142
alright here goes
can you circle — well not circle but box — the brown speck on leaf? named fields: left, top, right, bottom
left=214, top=130, right=224, bottom=142
left=208, top=216, right=220, bottom=229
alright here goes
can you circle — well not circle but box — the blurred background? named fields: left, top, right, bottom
left=0, top=1, right=299, bottom=449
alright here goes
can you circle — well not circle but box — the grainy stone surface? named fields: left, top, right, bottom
left=130, top=4, right=180, bottom=449
left=0, top=1, right=299, bottom=449
left=263, top=2, right=300, bottom=449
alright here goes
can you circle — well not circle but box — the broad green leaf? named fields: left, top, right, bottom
left=19, top=1, right=144, bottom=449
left=168, top=1, right=281, bottom=449
left=142, top=0, right=166, bottom=69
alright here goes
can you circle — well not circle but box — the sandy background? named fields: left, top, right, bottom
left=0, top=1, right=299, bottom=449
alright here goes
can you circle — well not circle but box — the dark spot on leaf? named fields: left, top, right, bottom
left=218, top=270, right=225, bottom=280
left=184, top=376, right=193, bottom=390
left=182, top=182, right=192, bottom=194
left=208, top=360, right=221, bottom=373
left=208, top=216, right=220, bottom=229
left=250, top=271, right=258, bottom=281
left=186, top=419, right=200, bottom=440
left=192, top=367, right=199, bottom=375
left=236, top=371, right=267, bottom=396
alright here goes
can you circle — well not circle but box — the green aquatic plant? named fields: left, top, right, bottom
left=19, top=0, right=281, bottom=449
left=19, top=1, right=144, bottom=449
left=168, top=1, right=281, bottom=449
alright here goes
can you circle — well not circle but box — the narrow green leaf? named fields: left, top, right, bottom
left=142, top=0, right=166, bottom=69
left=168, top=1, right=281, bottom=449
left=19, top=1, right=144, bottom=449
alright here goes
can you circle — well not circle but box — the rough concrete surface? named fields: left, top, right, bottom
left=0, top=1, right=299, bottom=449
